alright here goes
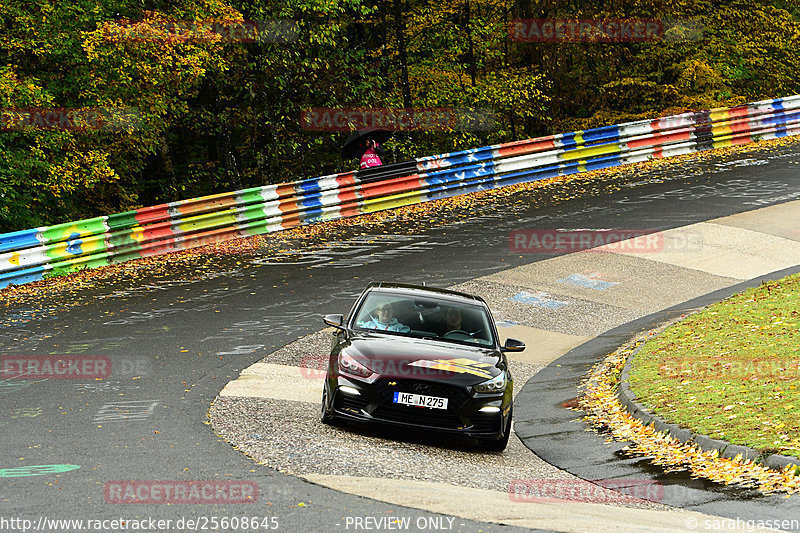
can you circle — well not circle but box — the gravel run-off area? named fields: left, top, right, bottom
left=211, top=329, right=672, bottom=511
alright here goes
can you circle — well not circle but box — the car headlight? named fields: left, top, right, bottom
left=474, top=372, right=507, bottom=393
left=338, top=352, right=372, bottom=379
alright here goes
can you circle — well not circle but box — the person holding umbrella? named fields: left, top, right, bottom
left=341, top=128, right=392, bottom=169
left=359, top=138, right=384, bottom=169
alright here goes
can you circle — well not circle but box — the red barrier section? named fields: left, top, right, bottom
left=497, top=137, right=557, bottom=158
left=134, top=205, right=171, bottom=225
left=336, top=173, right=361, bottom=218
left=359, top=175, right=424, bottom=199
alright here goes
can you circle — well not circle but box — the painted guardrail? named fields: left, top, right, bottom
left=2, top=94, right=800, bottom=289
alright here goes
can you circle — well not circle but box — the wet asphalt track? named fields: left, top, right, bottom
left=514, top=265, right=800, bottom=530
left=1, top=143, right=800, bottom=532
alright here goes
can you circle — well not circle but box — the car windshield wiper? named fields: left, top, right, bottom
left=409, top=331, right=438, bottom=339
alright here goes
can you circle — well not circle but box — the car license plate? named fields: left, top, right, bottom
left=392, top=391, right=448, bottom=410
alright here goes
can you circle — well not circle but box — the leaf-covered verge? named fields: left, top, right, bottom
left=2, top=0, right=799, bottom=231
left=580, top=285, right=800, bottom=494
left=628, top=273, right=800, bottom=459
left=581, top=338, right=800, bottom=493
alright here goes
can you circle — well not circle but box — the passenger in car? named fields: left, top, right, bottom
left=358, top=299, right=411, bottom=333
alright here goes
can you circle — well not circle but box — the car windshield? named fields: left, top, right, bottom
left=352, top=292, right=497, bottom=347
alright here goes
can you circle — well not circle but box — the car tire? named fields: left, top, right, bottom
left=320, top=387, right=338, bottom=426
left=482, top=407, right=512, bottom=452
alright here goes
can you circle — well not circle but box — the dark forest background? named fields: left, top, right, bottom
left=1, top=0, right=798, bottom=231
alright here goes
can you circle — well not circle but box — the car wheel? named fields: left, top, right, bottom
left=320, top=386, right=338, bottom=426
left=482, top=407, right=512, bottom=452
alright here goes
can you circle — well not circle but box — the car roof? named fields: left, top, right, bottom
left=364, top=282, right=488, bottom=306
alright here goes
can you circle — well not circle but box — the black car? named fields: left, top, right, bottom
left=320, top=282, right=525, bottom=451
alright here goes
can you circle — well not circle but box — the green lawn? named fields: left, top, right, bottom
left=628, top=273, right=800, bottom=458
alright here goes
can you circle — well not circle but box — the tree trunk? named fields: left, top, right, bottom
left=159, top=137, right=177, bottom=201
left=466, top=1, right=476, bottom=86
left=393, top=0, right=412, bottom=108
left=220, top=126, right=242, bottom=192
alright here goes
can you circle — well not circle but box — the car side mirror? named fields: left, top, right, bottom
left=501, top=338, right=525, bottom=353
left=323, top=314, right=345, bottom=330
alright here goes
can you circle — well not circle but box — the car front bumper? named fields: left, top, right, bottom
left=328, top=375, right=512, bottom=440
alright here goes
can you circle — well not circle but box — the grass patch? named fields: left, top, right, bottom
left=629, top=273, right=800, bottom=458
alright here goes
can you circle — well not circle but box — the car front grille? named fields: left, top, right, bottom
left=373, top=378, right=470, bottom=410
left=370, top=378, right=471, bottom=429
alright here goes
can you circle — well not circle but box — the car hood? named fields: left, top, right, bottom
left=341, top=331, right=505, bottom=386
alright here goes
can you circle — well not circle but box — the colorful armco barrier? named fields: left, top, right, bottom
left=2, top=95, right=800, bottom=289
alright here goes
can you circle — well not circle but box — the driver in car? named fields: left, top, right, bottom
left=444, top=307, right=463, bottom=332
left=358, top=299, right=410, bottom=333
left=434, top=306, right=469, bottom=336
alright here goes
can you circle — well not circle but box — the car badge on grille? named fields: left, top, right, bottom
left=412, top=383, right=431, bottom=394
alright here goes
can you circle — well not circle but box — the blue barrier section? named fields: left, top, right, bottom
left=297, top=181, right=323, bottom=194
left=300, top=207, right=325, bottom=223
left=585, top=154, right=622, bottom=171
left=0, top=229, right=41, bottom=253
left=0, top=266, right=45, bottom=287
left=766, top=110, right=800, bottom=127
left=582, top=125, right=621, bottom=145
